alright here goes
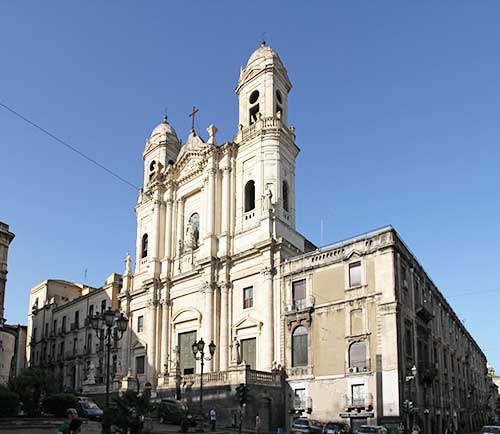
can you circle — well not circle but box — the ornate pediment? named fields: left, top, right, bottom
left=233, top=315, right=263, bottom=332
left=172, top=307, right=202, bottom=325
left=132, top=339, right=146, bottom=351
left=345, top=249, right=362, bottom=260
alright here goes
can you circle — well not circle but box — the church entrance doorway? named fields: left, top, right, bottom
left=241, top=338, right=256, bottom=369
left=179, top=331, right=196, bottom=375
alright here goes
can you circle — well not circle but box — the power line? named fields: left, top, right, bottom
left=0, top=100, right=139, bottom=191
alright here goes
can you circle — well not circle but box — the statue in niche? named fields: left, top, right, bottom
left=184, top=213, right=200, bottom=251
left=85, top=361, right=96, bottom=384
left=263, top=186, right=274, bottom=212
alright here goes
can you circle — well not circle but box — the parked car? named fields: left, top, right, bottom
left=323, top=422, right=353, bottom=434
left=76, top=396, right=103, bottom=421
left=292, top=418, right=324, bottom=434
left=481, top=426, right=500, bottom=434
left=356, top=426, right=388, bottom=434
left=158, top=399, right=186, bottom=424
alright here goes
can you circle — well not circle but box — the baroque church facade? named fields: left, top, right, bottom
left=26, top=43, right=494, bottom=434
left=120, top=41, right=311, bottom=390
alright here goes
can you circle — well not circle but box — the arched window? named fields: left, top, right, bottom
left=187, top=213, right=200, bottom=246
left=244, top=180, right=255, bottom=212
left=249, top=90, right=260, bottom=125
left=149, top=161, right=156, bottom=181
left=282, top=180, right=289, bottom=212
left=348, top=341, right=367, bottom=370
left=141, top=234, right=148, bottom=258
left=292, top=326, right=308, bottom=367
left=276, top=90, right=283, bottom=119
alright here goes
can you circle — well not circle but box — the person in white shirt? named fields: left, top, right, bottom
left=209, top=408, right=217, bottom=432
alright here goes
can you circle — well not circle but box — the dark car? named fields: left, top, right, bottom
left=292, top=418, right=324, bottom=434
left=481, top=426, right=500, bottom=434
left=76, top=397, right=103, bottom=421
left=356, top=426, right=388, bottom=434
left=323, top=422, right=353, bottom=434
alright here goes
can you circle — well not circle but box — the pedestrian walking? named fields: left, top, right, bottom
left=210, top=408, right=217, bottom=432
left=255, top=413, right=261, bottom=434
left=56, top=408, right=82, bottom=434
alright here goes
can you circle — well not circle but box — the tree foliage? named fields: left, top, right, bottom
left=43, top=393, right=78, bottom=417
left=9, top=368, right=58, bottom=416
left=0, top=385, right=20, bottom=417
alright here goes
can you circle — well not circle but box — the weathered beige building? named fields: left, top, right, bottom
left=282, top=226, right=490, bottom=433
left=0, top=222, right=27, bottom=384
left=27, top=274, right=122, bottom=392
left=25, top=43, right=492, bottom=434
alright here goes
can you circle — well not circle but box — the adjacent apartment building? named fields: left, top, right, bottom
left=0, top=222, right=27, bottom=384
left=27, top=274, right=122, bottom=392
left=282, top=226, right=491, bottom=433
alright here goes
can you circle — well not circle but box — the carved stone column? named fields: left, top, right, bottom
left=176, top=198, right=184, bottom=258
left=207, top=168, right=216, bottom=236
left=160, top=287, right=170, bottom=378
left=147, top=295, right=158, bottom=386
left=219, top=281, right=230, bottom=371
left=221, top=166, right=231, bottom=235
left=261, top=266, right=275, bottom=371
left=164, top=190, right=174, bottom=265
left=203, top=281, right=215, bottom=372
left=151, top=195, right=163, bottom=263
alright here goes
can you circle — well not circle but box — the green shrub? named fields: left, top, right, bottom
left=0, top=385, right=19, bottom=417
left=9, top=368, right=58, bottom=416
left=43, top=393, right=78, bottom=417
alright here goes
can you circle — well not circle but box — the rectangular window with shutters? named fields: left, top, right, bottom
left=351, top=384, right=365, bottom=407
left=292, top=279, right=306, bottom=309
left=243, top=287, right=253, bottom=309
left=136, top=356, right=145, bottom=375
left=241, top=338, right=256, bottom=370
left=349, top=262, right=362, bottom=287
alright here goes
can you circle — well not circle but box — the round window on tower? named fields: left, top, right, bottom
left=249, top=90, right=259, bottom=105
left=276, top=90, right=283, bottom=104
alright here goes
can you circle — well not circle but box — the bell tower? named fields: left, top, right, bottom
left=233, top=42, right=301, bottom=252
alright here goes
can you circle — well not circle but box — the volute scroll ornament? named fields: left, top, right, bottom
left=260, top=266, right=276, bottom=278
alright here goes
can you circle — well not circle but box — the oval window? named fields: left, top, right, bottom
left=249, top=90, right=259, bottom=105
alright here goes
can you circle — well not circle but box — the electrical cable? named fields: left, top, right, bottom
left=0, top=100, right=140, bottom=191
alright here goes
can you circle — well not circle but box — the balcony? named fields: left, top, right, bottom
left=418, top=363, right=438, bottom=385
left=287, top=366, right=314, bottom=378
left=344, top=393, right=373, bottom=410
left=285, top=296, right=315, bottom=313
left=162, top=364, right=282, bottom=389
left=416, top=302, right=433, bottom=323
left=346, top=359, right=371, bottom=374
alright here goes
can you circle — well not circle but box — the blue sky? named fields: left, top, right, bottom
left=1, top=2, right=499, bottom=368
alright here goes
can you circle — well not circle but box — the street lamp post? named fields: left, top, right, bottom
left=404, top=365, right=417, bottom=433
left=192, top=338, right=216, bottom=418
left=88, top=307, right=128, bottom=431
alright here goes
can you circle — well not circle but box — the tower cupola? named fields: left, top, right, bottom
left=142, top=116, right=181, bottom=187
left=236, top=42, right=292, bottom=128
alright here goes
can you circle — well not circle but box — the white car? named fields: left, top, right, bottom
left=481, top=426, right=500, bottom=434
